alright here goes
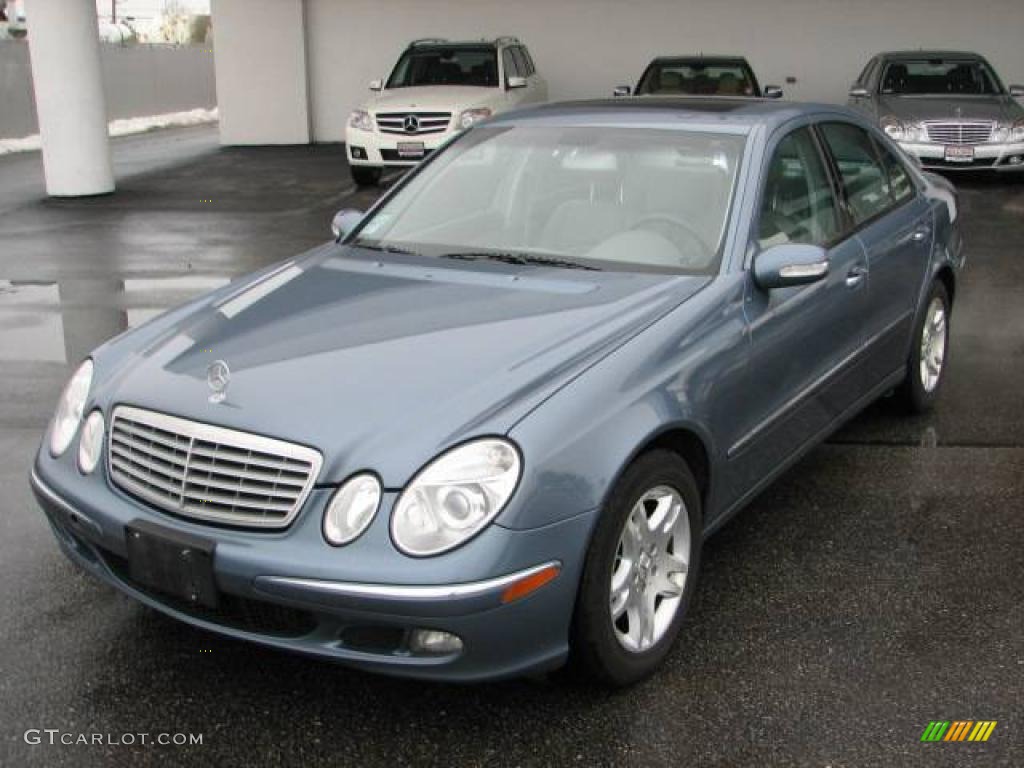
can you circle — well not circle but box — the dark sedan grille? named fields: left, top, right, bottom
left=925, top=121, right=994, bottom=145
left=108, top=406, right=322, bottom=529
left=376, top=112, right=452, bottom=135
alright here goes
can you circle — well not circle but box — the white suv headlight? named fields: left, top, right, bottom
left=391, top=438, right=521, bottom=556
left=458, top=108, right=493, bottom=130
left=49, top=359, right=93, bottom=457
left=348, top=110, right=373, bottom=132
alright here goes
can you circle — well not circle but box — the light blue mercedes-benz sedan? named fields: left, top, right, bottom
left=31, top=98, right=963, bottom=686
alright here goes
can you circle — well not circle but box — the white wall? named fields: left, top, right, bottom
left=303, top=0, right=1024, bottom=143
left=211, top=0, right=309, bottom=144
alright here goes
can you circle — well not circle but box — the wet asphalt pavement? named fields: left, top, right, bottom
left=0, top=126, right=1022, bottom=767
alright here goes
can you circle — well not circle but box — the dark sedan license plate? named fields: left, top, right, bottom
left=126, top=520, right=218, bottom=608
left=397, top=141, right=425, bottom=158
left=944, top=145, right=975, bottom=162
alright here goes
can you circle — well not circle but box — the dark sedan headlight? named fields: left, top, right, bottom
left=992, top=119, right=1024, bottom=143
left=391, top=438, right=521, bottom=556
left=49, top=360, right=93, bottom=457
left=880, top=116, right=924, bottom=142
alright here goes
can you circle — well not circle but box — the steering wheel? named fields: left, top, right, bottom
left=629, top=213, right=712, bottom=265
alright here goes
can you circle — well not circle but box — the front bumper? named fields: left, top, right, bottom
left=898, top=140, right=1024, bottom=171
left=30, top=457, right=597, bottom=682
left=344, top=126, right=457, bottom=169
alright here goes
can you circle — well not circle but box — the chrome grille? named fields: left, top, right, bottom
left=925, top=121, right=994, bottom=145
left=108, top=406, right=322, bottom=529
left=375, top=111, right=452, bottom=135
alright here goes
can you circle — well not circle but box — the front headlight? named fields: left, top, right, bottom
left=1010, top=118, right=1024, bottom=142
left=881, top=116, right=922, bottom=142
left=458, top=108, right=493, bottom=130
left=78, top=410, right=105, bottom=474
left=49, top=359, right=93, bottom=457
left=391, top=438, right=521, bottom=556
left=348, top=110, right=373, bottom=132
left=323, top=474, right=381, bottom=546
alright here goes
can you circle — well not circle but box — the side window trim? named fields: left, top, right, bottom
left=810, top=122, right=857, bottom=240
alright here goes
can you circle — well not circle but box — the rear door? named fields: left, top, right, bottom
left=818, top=122, right=933, bottom=385
left=728, top=124, right=870, bottom=499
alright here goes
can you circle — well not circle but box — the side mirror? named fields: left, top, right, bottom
left=754, top=244, right=829, bottom=290
left=763, top=85, right=784, bottom=99
left=1009, top=84, right=1024, bottom=98
left=368, top=79, right=383, bottom=92
left=613, top=85, right=632, bottom=97
left=507, top=76, right=528, bottom=90
left=849, top=85, right=870, bottom=98
left=331, top=209, right=365, bottom=240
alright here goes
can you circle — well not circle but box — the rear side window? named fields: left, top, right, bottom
left=819, top=123, right=892, bottom=226
left=758, top=128, right=841, bottom=248
left=512, top=47, right=532, bottom=76
left=519, top=47, right=536, bottom=76
left=874, top=140, right=915, bottom=204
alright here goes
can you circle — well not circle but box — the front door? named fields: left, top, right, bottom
left=727, top=125, right=870, bottom=500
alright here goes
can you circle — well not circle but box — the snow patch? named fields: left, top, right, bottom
left=0, top=107, right=218, bottom=156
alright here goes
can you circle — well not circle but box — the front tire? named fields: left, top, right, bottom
left=570, top=450, right=702, bottom=687
left=350, top=165, right=382, bottom=187
left=899, top=281, right=950, bottom=413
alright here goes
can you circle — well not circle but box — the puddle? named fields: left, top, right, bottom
left=0, top=275, right=231, bottom=363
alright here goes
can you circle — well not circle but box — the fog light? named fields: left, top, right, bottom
left=78, top=409, right=105, bottom=474
left=409, top=629, right=463, bottom=655
left=350, top=145, right=367, bottom=160
left=1008, top=155, right=1023, bottom=165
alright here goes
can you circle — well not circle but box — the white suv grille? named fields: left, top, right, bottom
left=376, top=112, right=452, bottom=135
left=107, top=406, right=322, bottom=529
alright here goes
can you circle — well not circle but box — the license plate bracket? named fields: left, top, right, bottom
left=397, top=141, right=425, bottom=158
left=126, top=519, right=218, bottom=608
left=944, top=145, right=975, bottom=162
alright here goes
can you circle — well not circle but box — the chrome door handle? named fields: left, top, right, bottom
left=910, top=227, right=931, bottom=243
left=845, top=265, right=868, bottom=288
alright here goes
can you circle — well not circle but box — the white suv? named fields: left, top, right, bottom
left=345, top=37, right=547, bottom=186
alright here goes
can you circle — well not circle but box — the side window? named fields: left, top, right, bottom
left=874, top=139, right=914, bottom=204
left=511, top=47, right=529, bottom=78
left=856, top=58, right=877, bottom=87
left=502, top=48, right=520, bottom=82
left=520, top=46, right=536, bottom=76
left=819, top=122, right=892, bottom=225
left=758, top=128, right=841, bottom=249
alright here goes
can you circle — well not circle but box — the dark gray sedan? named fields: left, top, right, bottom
left=848, top=50, right=1024, bottom=171
left=31, top=99, right=963, bottom=686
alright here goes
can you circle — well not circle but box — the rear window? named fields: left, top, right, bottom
left=637, top=60, right=758, bottom=97
left=387, top=47, right=499, bottom=88
left=879, top=59, right=1002, bottom=95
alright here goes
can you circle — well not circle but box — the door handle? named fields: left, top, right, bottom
left=845, top=265, right=868, bottom=288
left=909, top=227, right=931, bottom=243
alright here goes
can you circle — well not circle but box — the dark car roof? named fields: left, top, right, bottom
left=878, top=50, right=986, bottom=61
left=490, top=98, right=852, bottom=132
left=650, top=55, right=751, bottom=64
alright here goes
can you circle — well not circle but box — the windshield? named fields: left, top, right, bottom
left=880, top=59, right=1003, bottom=95
left=637, top=60, right=759, bottom=96
left=353, top=126, right=746, bottom=274
left=386, top=46, right=499, bottom=89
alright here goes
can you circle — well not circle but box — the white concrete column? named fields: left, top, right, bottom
left=26, top=0, right=114, bottom=196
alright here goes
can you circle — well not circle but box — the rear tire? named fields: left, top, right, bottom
left=570, top=450, right=702, bottom=687
left=899, top=281, right=950, bottom=414
left=350, top=166, right=382, bottom=187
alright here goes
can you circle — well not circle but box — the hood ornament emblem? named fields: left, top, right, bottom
left=207, top=360, right=231, bottom=404
left=403, top=114, right=420, bottom=133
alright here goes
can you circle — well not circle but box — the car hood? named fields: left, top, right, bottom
left=877, top=94, right=1024, bottom=123
left=96, top=246, right=709, bottom=485
left=365, top=86, right=501, bottom=115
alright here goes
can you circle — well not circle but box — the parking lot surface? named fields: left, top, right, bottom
left=1, top=126, right=1021, bottom=767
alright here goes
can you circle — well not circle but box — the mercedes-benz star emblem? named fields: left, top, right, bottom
left=207, top=360, right=230, bottom=404
left=403, top=115, right=420, bottom=133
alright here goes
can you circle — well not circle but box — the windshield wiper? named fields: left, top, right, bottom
left=440, top=251, right=601, bottom=271
left=351, top=240, right=420, bottom=257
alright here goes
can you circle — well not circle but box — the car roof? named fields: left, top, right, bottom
left=490, top=98, right=853, bottom=132
left=650, top=55, right=751, bottom=63
left=877, top=50, right=986, bottom=61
